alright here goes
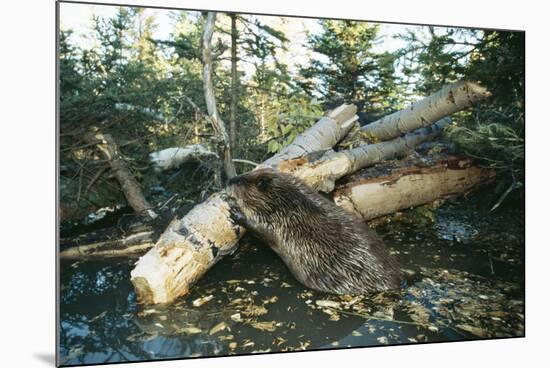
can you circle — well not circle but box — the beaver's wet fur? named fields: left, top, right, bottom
left=226, top=168, right=403, bottom=295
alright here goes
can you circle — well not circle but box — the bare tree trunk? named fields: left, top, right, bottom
left=202, top=12, right=237, bottom=179
left=229, top=13, right=238, bottom=151
left=84, top=128, right=157, bottom=219
left=362, top=82, right=491, bottom=141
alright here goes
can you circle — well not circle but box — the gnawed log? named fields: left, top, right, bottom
left=130, top=192, right=242, bottom=304
left=277, top=118, right=450, bottom=193
left=333, top=156, right=495, bottom=220
left=362, top=82, right=491, bottom=141
left=84, top=127, right=158, bottom=219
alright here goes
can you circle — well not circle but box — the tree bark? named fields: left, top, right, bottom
left=84, top=127, right=157, bottom=219
left=202, top=12, right=237, bottom=179
left=149, top=145, right=217, bottom=172
left=333, top=156, right=495, bottom=219
left=229, top=13, right=238, bottom=151
left=362, top=82, right=491, bottom=141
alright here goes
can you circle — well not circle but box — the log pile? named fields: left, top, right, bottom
left=126, top=81, right=494, bottom=304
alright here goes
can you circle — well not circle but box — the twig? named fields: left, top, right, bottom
left=83, top=166, right=109, bottom=197
left=487, top=250, right=495, bottom=275
left=159, top=194, right=177, bottom=210
left=489, top=173, right=517, bottom=212
left=180, top=94, right=216, bottom=126
left=232, top=158, right=259, bottom=167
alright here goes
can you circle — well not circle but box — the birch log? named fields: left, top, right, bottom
left=333, top=156, right=495, bottom=219
left=130, top=104, right=357, bottom=304
left=131, top=193, right=242, bottom=304
left=149, top=145, right=217, bottom=172
left=262, top=104, right=358, bottom=167
left=84, top=128, right=158, bottom=219
left=362, top=82, right=491, bottom=141
left=280, top=118, right=450, bottom=192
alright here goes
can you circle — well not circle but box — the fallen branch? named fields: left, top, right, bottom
left=84, top=127, right=158, bottom=219
left=60, top=231, right=155, bottom=260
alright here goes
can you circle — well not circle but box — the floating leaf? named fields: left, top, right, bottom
left=315, top=300, right=341, bottom=308
left=209, top=322, right=227, bottom=335
left=251, top=321, right=277, bottom=332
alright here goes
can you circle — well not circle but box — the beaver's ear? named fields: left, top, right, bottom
left=256, top=176, right=272, bottom=191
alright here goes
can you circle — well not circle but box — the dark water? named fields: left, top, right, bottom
left=59, top=194, right=525, bottom=366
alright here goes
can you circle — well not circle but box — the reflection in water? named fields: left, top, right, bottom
left=59, top=194, right=524, bottom=366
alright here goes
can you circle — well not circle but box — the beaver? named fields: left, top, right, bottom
left=226, top=168, right=403, bottom=295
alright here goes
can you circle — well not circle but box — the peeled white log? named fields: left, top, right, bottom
left=150, top=145, right=217, bottom=172
left=131, top=193, right=242, bottom=304
left=362, top=82, right=491, bottom=141
left=333, top=157, right=495, bottom=219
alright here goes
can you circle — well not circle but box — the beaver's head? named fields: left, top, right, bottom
left=226, top=168, right=321, bottom=221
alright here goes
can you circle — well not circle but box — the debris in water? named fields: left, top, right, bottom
left=192, top=295, right=214, bottom=307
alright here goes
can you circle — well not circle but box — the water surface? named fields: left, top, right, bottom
left=59, top=193, right=525, bottom=366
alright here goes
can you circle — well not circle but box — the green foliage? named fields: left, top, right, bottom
left=300, top=20, right=401, bottom=114
left=446, top=123, right=523, bottom=173
left=397, top=27, right=471, bottom=95
left=266, top=96, right=324, bottom=153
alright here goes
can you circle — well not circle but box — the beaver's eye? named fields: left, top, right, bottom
left=256, top=177, right=272, bottom=191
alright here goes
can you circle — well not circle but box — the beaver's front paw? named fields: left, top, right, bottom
left=229, top=206, right=247, bottom=227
